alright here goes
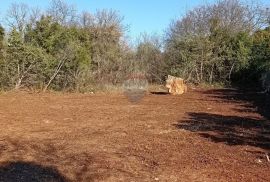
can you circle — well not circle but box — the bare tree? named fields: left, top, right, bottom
left=80, top=11, right=94, bottom=28
left=136, top=33, right=165, bottom=83
left=47, top=0, right=77, bottom=25
left=29, top=7, right=42, bottom=26
left=213, top=0, right=268, bottom=32
left=6, top=3, right=29, bottom=33
left=85, top=9, right=126, bottom=84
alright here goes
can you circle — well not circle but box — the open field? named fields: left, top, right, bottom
left=0, top=89, right=269, bottom=182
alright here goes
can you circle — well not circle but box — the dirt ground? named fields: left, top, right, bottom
left=0, top=88, right=269, bottom=182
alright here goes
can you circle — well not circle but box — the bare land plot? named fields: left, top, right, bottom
left=0, top=89, right=269, bottom=182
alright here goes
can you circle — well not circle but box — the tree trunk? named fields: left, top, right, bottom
left=15, top=78, right=22, bottom=90
left=43, top=59, right=65, bottom=92
left=200, top=49, right=204, bottom=82
left=228, top=63, right=235, bottom=81
left=200, top=61, right=203, bottom=82
left=209, top=64, right=214, bottom=84
left=195, top=67, right=200, bottom=83
left=15, top=64, right=32, bottom=90
left=186, top=68, right=194, bottom=83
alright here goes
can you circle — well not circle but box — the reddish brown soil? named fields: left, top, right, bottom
left=0, top=88, right=269, bottom=182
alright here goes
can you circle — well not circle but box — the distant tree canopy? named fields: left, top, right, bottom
left=0, top=0, right=269, bottom=91
left=0, top=0, right=133, bottom=91
left=165, top=0, right=269, bottom=86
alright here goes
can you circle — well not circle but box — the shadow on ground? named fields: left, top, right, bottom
left=0, top=161, right=69, bottom=182
left=0, top=139, right=110, bottom=182
left=204, top=89, right=270, bottom=120
left=175, top=112, right=270, bottom=150
left=150, top=91, right=169, bottom=95
left=174, top=89, right=270, bottom=150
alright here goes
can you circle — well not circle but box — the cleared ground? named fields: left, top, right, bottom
left=0, top=88, right=269, bottom=182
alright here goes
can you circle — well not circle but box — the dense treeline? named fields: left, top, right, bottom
left=0, top=0, right=269, bottom=92
left=165, top=0, right=270, bottom=87
left=0, top=0, right=138, bottom=91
